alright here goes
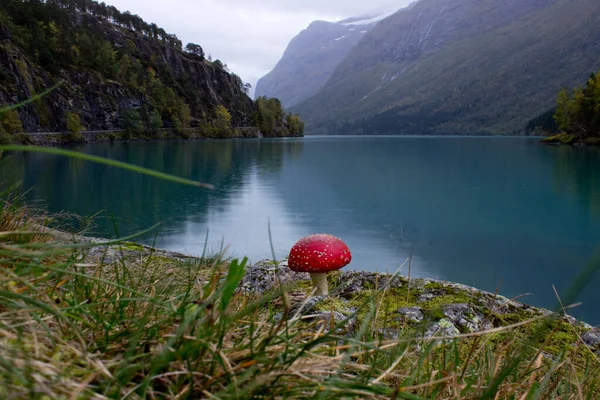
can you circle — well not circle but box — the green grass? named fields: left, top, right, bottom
left=1, top=146, right=600, bottom=398
left=0, top=204, right=599, bottom=399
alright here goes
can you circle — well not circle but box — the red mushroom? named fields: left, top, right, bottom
left=288, top=234, right=352, bottom=296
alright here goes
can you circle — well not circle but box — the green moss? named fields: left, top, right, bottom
left=438, top=319, right=454, bottom=329
left=295, top=280, right=313, bottom=291
left=487, top=316, right=586, bottom=359
left=423, top=281, right=447, bottom=290
left=288, top=275, right=587, bottom=356
left=426, top=307, right=446, bottom=321
left=379, top=287, right=417, bottom=309
left=420, top=285, right=472, bottom=310
left=492, top=309, right=534, bottom=326
left=121, top=242, right=145, bottom=251
left=312, top=297, right=352, bottom=313
left=532, top=319, right=579, bottom=355
left=347, top=289, right=380, bottom=309
left=424, top=294, right=470, bottom=309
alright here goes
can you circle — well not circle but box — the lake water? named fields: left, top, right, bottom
left=3, top=137, right=600, bottom=323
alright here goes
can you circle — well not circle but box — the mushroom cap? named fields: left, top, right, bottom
left=288, top=234, right=352, bottom=273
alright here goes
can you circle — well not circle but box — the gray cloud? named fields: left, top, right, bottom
left=106, top=0, right=414, bottom=96
left=217, top=0, right=406, bottom=16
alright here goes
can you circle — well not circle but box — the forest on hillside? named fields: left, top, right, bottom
left=0, top=0, right=303, bottom=140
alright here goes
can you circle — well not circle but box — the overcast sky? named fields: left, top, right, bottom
left=105, top=0, right=413, bottom=96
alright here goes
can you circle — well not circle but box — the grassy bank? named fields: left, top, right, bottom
left=1, top=197, right=600, bottom=399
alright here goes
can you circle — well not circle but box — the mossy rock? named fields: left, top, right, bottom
left=121, top=242, right=145, bottom=251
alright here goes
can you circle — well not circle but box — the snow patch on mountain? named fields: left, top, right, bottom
left=342, top=11, right=396, bottom=26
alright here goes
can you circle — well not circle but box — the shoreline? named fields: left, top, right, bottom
left=11, top=126, right=269, bottom=146
left=48, top=224, right=600, bottom=356
left=6, top=132, right=555, bottom=147
left=3, top=218, right=598, bottom=397
left=542, top=133, right=600, bottom=147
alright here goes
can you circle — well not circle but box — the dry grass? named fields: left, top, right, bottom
left=0, top=199, right=599, bottom=399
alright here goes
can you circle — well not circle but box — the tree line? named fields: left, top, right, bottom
left=0, top=0, right=302, bottom=139
left=527, top=71, right=600, bottom=138
left=256, top=97, right=304, bottom=137
left=553, top=72, right=600, bottom=137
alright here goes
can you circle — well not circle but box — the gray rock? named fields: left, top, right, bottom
left=313, top=311, right=348, bottom=325
left=396, top=307, right=425, bottom=323
left=303, top=308, right=356, bottom=335
left=291, top=295, right=327, bottom=315
left=582, top=330, right=600, bottom=348
left=47, top=226, right=600, bottom=357
left=339, top=279, right=363, bottom=299
left=378, top=328, right=401, bottom=340
left=240, top=260, right=310, bottom=294
left=425, top=319, right=461, bottom=339
left=442, top=303, right=492, bottom=333
left=418, top=292, right=436, bottom=302
left=338, top=271, right=408, bottom=294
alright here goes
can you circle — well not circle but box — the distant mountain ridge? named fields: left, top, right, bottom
left=288, top=0, right=600, bottom=135
left=254, top=12, right=394, bottom=108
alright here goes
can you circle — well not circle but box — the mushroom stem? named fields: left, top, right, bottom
left=309, top=273, right=329, bottom=296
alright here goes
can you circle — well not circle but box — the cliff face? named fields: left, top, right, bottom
left=0, top=0, right=305, bottom=138
left=254, top=14, right=388, bottom=109
left=0, top=10, right=255, bottom=133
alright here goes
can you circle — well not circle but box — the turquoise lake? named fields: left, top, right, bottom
left=4, top=137, right=600, bottom=323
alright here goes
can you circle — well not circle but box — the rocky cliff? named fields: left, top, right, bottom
left=0, top=0, right=302, bottom=138
left=0, top=39, right=254, bottom=133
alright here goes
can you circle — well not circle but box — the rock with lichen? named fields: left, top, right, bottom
left=239, top=260, right=600, bottom=357
left=239, top=259, right=310, bottom=294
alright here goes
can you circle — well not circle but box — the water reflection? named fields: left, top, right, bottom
left=547, top=145, right=600, bottom=217
left=3, top=137, right=600, bottom=323
left=2, top=140, right=305, bottom=238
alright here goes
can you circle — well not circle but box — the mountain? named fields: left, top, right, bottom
left=0, top=0, right=303, bottom=139
left=291, top=0, right=600, bottom=136
left=254, top=13, right=394, bottom=108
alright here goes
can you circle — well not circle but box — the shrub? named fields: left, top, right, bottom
left=66, top=112, right=83, bottom=134
left=0, top=130, right=12, bottom=144
left=0, top=109, right=23, bottom=134
left=286, top=113, right=305, bottom=137
left=171, top=115, right=183, bottom=134
left=214, top=105, right=232, bottom=137
left=199, top=118, right=216, bottom=138
left=149, top=109, right=163, bottom=135
left=123, top=108, right=143, bottom=137
left=14, top=133, right=33, bottom=145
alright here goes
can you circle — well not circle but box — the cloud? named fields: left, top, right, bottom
left=105, top=0, right=414, bottom=95
left=218, top=0, right=407, bottom=17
